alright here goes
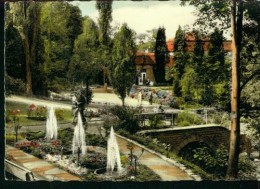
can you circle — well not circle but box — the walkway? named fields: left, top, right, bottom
left=5, top=145, right=81, bottom=181
left=116, top=135, right=196, bottom=181
left=87, top=124, right=201, bottom=181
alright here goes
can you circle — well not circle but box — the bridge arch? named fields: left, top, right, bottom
left=178, top=141, right=212, bottom=158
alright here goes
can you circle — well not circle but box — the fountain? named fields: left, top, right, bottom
left=106, top=126, right=122, bottom=173
left=45, top=106, right=58, bottom=141
left=72, top=112, right=86, bottom=155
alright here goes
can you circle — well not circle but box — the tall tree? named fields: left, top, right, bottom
left=96, top=0, right=112, bottom=45
left=154, top=27, right=168, bottom=84
left=96, top=0, right=113, bottom=88
left=172, top=26, right=189, bottom=97
left=7, top=1, right=41, bottom=96
left=5, top=15, right=26, bottom=82
left=111, top=23, right=136, bottom=106
left=40, top=2, right=82, bottom=92
left=180, top=0, right=260, bottom=178
left=68, top=16, right=100, bottom=85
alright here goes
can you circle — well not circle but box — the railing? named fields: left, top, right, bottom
left=5, top=159, right=42, bottom=181
left=134, top=112, right=178, bottom=127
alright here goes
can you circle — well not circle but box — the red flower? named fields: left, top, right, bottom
left=29, top=104, right=37, bottom=111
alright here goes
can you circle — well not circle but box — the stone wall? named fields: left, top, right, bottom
left=143, top=126, right=230, bottom=153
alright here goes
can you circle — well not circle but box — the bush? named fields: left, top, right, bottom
left=110, top=105, right=140, bottom=134
left=5, top=134, right=24, bottom=144
left=58, top=128, right=74, bottom=147
left=176, top=111, right=203, bottom=126
left=55, top=109, right=64, bottom=121
left=148, top=114, right=164, bottom=128
left=26, top=131, right=45, bottom=140
left=192, top=144, right=228, bottom=177
left=5, top=74, right=26, bottom=96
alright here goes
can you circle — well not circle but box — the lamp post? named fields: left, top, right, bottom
left=126, top=142, right=144, bottom=176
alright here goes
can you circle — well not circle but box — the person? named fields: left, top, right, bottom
left=149, top=93, right=153, bottom=105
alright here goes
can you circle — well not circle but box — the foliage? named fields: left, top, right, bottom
left=26, top=131, right=45, bottom=141
left=154, top=27, right=168, bottom=83
left=5, top=134, right=24, bottom=145
left=5, top=20, right=26, bottom=82
left=5, top=74, right=26, bottom=96
left=80, top=154, right=106, bottom=170
left=110, top=105, right=140, bottom=134
left=96, top=0, right=112, bottom=45
left=111, top=23, right=136, bottom=106
left=192, top=144, right=229, bottom=177
left=136, top=29, right=157, bottom=52
left=148, top=114, right=164, bottom=128
left=27, top=105, right=47, bottom=119
left=238, top=156, right=255, bottom=176
left=172, top=26, right=190, bottom=97
left=176, top=111, right=203, bottom=126
left=55, top=109, right=64, bottom=121
left=6, top=1, right=42, bottom=96
left=86, top=133, right=106, bottom=147
left=58, top=127, right=73, bottom=148
left=40, top=2, right=83, bottom=92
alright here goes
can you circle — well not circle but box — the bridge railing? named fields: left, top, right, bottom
left=134, top=112, right=178, bottom=127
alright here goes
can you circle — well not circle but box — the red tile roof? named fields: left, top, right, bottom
left=166, top=33, right=232, bottom=52
left=135, top=52, right=174, bottom=66
left=135, top=52, right=155, bottom=65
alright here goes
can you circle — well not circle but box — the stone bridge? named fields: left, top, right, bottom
left=138, top=125, right=231, bottom=154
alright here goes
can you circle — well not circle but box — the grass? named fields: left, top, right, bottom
left=5, top=101, right=73, bottom=127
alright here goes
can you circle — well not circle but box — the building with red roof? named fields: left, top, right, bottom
left=134, top=33, right=232, bottom=85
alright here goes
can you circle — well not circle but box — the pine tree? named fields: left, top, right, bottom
left=172, top=26, right=189, bottom=96
left=154, top=27, right=168, bottom=84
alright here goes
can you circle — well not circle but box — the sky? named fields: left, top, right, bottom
left=70, top=1, right=198, bottom=40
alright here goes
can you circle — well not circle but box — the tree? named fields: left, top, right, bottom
left=96, top=0, right=113, bottom=87
left=172, top=26, right=189, bottom=97
left=154, top=27, right=168, bottom=84
left=96, top=0, right=112, bottom=45
left=68, top=16, right=100, bottom=86
left=5, top=17, right=26, bottom=82
left=136, top=28, right=158, bottom=52
left=7, top=1, right=41, bottom=96
left=111, top=24, right=136, bottom=106
left=40, top=2, right=83, bottom=92
left=181, top=0, right=260, bottom=179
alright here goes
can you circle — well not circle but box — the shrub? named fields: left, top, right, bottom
left=176, top=111, right=203, bottom=126
left=148, top=114, right=164, bottom=128
left=5, top=75, right=26, bottom=96
left=58, top=128, right=74, bottom=147
left=110, top=105, right=140, bottom=134
left=26, top=131, right=45, bottom=140
left=192, top=144, right=228, bottom=177
left=5, top=134, right=24, bottom=144
left=55, top=109, right=64, bottom=121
